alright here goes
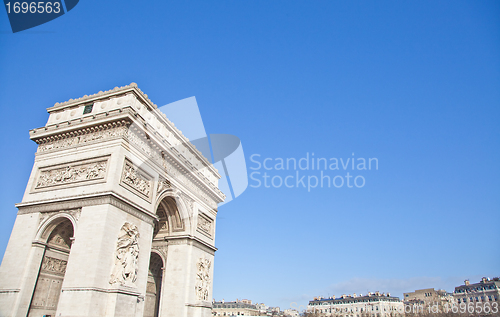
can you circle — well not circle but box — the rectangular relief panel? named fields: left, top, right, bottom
left=32, top=155, right=110, bottom=192
left=196, top=212, right=214, bottom=239
left=120, top=158, right=153, bottom=202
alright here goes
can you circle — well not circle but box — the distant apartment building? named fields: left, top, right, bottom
left=307, top=292, right=404, bottom=317
left=212, top=299, right=290, bottom=317
left=283, top=308, right=300, bottom=317
left=403, top=288, right=455, bottom=310
left=453, top=277, right=500, bottom=305
left=213, top=299, right=260, bottom=316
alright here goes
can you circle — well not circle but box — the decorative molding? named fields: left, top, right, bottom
left=17, top=192, right=156, bottom=225
left=185, top=302, right=212, bottom=308
left=120, top=159, right=153, bottom=202
left=195, top=258, right=211, bottom=301
left=61, top=286, right=141, bottom=297
left=35, top=120, right=130, bottom=153
left=110, top=223, right=140, bottom=287
left=163, top=236, right=216, bottom=255
left=41, top=256, right=67, bottom=275
left=190, top=238, right=217, bottom=255
left=196, top=212, right=213, bottom=239
left=0, top=289, right=20, bottom=294
left=33, top=156, right=109, bottom=191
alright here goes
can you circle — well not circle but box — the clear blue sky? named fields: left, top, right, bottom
left=1, top=0, right=499, bottom=311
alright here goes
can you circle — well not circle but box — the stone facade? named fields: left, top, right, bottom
left=307, top=292, right=404, bottom=317
left=453, top=278, right=500, bottom=306
left=212, top=300, right=260, bottom=316
left=403, top=288, right=455, bottom=312
left=0, top=84, right=225, bottom=317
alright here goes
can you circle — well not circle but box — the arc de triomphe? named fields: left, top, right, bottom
left=0, top=84, right=225, bottom=317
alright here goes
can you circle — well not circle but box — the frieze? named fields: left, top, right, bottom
left=36, top=121, right=130, bottom=153
left=41, top=256, right=68, bottom=275
left=34, top=157, right=108, bottom=190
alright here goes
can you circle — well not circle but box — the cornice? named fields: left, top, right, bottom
left=16, top=191, right=158, bottom=225
left=29, top=108, right=135, bottom=141
left=47, top=83, right=156, bottom=113
left=156, top=234, right=217, bottom=254
left=61, top=286, right=141, bottom=297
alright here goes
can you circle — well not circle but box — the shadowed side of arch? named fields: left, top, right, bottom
left=143, top=252, right=164, bottom=317
left=153, top=189, right=191, bottom=238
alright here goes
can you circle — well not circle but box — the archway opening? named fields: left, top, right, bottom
left=28, top=218, right=74, bottom=317
left=153, top=195, right=183, bottom=239
left=143, top=253, right=163, bottom=317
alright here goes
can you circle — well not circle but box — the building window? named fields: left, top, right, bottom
left=83, top=104, right=93, bottom=114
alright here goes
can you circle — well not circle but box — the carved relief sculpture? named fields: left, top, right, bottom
left=110, top=222, right=140, bottom=286
left=37, top=123, right=129, bottom=153
left=157, top=176, right=171, bottom=194
left=195, top=258, right=211, bottom=301
left=121, top=160, right=152, bottom=199
left=196, top=213, right=212, bottom=238
left=35, top=160, right=107, bottom=189
left=41, top=257, right=68, bottom=275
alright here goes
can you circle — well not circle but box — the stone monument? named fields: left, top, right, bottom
left=0, top=84, right=225, bottom=317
